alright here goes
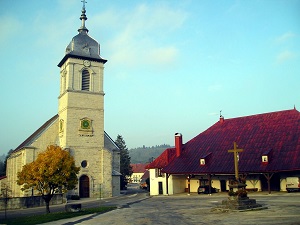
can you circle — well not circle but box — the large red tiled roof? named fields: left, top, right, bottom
left=131, top=163, right=148, bottom=173
left=159, top=109, right=300, bottom=174
left=146, top=148, right=177, bottom=169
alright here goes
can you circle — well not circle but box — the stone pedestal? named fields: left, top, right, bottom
left=221, top=196, right=262, bottom=210
left=212, top=182, right=267, bottom=212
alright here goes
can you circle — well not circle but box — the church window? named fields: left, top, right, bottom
left=82, top=69, right=90, bottom=91
left=59, top=119, right=64, bottom=133
left=81, top=160, right=88, bottom=168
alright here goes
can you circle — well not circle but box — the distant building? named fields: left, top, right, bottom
left=147, top=109, right=300, bottom=195
left=130, top=163, right=148, bottom=183
left=4, top=3, right=121, bottom=198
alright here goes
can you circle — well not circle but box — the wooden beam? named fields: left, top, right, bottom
left=263, top=173, right=274, bottom=194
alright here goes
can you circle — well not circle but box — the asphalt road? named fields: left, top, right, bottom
left=1, top=184, right=300, bottom=225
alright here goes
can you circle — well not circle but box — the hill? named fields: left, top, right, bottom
left=129, top=144, right=171, bottom=164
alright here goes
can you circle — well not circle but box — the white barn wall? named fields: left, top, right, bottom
left=172, top=175, right=186, bottom=194
left=211, top=179, right=220, bottom=190
left=189, top=179, right=200, bottom=192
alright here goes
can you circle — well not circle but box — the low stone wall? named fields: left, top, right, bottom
left=0, top=194, right=65, bottom=210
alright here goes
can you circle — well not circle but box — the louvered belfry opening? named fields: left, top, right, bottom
left=82, top=69, right=90, bottom=91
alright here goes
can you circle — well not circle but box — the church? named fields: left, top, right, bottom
left=3, top=3, right=121, bottom=198
left=146, top=108, right=300, bottom=195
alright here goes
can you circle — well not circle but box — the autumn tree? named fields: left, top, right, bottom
left=115, top=135, right=132, bottom=189
left=17, top=145, right=80, bottom=213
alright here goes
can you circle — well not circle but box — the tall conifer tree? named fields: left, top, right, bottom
left=115, top=135, right=132, bottom=189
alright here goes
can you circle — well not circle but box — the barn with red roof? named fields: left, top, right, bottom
left=146, top=109, right=300, bottom=195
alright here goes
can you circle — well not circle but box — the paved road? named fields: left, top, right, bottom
left=1, top=185, right=300, bottom=225
left=43, top=192, right=300, bottom=225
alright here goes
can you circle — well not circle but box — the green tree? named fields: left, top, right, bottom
left=0, top=149, right=13, bottom=177
left=115, top=135, right=132, bottom=189
left=0, top=161, right=4, bottom=177
left=17, top=145, right=80, bottom=213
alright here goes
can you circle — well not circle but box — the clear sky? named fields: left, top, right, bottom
left=0, top=0, right=299, bottom=155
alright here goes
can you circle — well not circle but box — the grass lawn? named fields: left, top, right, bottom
left=1, top=206, right=116, bottom=225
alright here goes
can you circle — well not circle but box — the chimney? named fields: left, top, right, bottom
left=175, top=133, right=182, bottom=157
left=220, top=115, right=225, bottom=124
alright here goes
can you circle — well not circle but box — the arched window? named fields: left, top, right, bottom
left=82, top=69, right=90, bottom=91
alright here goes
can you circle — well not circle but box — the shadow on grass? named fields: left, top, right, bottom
left=1, top=206, right=116, bottom=225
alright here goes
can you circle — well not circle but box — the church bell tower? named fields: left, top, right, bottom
left=57, top=2, right=110, bottom=198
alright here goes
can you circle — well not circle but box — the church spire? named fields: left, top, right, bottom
left=78, top=0, right=89, bottom=33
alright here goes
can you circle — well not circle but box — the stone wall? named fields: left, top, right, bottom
left=0, top=194, right=65, bottom=210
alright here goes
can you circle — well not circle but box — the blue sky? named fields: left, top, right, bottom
left=0, top=0, right=299, bottom=155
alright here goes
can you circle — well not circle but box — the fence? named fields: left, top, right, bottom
left=0, top=194, right=65, bottom=210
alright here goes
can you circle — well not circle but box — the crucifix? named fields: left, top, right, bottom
left=228, top=142, right=244, bottom=181
left=81, top=0, right=87, bottom=8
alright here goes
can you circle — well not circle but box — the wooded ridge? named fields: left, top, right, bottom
left=129, top=144, right=171, bottom=164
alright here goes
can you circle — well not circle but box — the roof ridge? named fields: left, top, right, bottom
left=14, top=114, right=59, bottom=152
left=224, top=108, right=298, bottom=121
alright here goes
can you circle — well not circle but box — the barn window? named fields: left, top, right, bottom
left=262, top=155, right=268, bottom=163
left=262, top=149, right=272, bottom=165
left=200, top=158, right=205, bottom=166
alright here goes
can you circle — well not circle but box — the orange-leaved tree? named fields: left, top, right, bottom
left=17, top=145, right=80, bottom=213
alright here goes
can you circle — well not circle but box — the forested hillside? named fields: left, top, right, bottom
left=129, top=144, right=171, bottom=164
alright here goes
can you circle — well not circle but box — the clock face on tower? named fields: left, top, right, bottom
left=81, top=119, right=91, bottom=129
left=79, top=118, right=93, bottom=136
left=83, top=60, right=91, bottom=67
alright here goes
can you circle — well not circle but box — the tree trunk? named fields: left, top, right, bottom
left=43, top=194, right=53, bottom=214
left=45, top=200, right=50, bottom=214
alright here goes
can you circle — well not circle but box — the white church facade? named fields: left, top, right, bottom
left=4, top=3, right=121, bottom=199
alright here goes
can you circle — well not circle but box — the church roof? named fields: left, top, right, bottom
left=13, top=114, right=119, bottom=154
left=14, top=115, right=58, bottom=152
left=147, top=109, right=300, bottom=175
left=58, top=3, right=107, bottom=67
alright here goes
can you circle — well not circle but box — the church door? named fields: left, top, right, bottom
left=79, top=175, right=90, bottom=198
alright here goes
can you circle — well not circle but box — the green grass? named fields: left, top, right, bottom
left=1, top=206, right=116, bottom=225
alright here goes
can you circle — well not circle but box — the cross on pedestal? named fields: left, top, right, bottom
left=228, top=142, right=244, bottom=180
